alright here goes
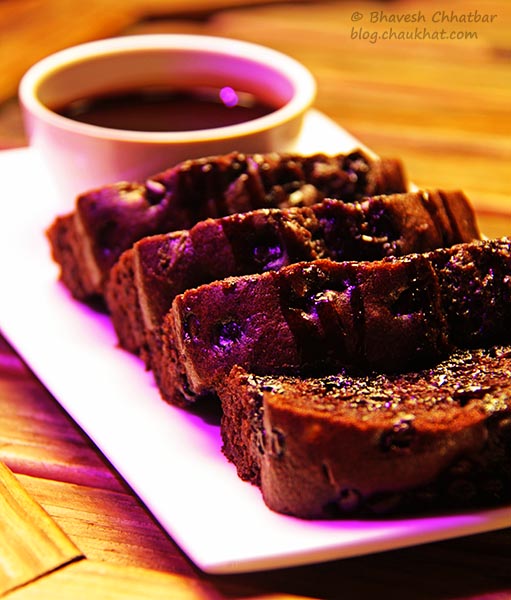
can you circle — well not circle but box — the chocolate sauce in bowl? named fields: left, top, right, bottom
left=54, top=86, right=279, bottom=132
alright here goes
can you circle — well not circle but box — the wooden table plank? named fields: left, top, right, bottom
left=6, top=560, right=219, bottom=600
left=0, top=335, right=197, bottom=577
left=0, top=0, right=301, bottom=105
left=0, top=462, right=82, bottom=596
left=15, top=473, right=197, bottom=576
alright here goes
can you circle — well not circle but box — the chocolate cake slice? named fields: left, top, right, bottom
left=160, top=237, right=511, bottom=407
left=218, top=347, right=511, bottom=518
left=161, top=254, right=449, bottom=406
left=105, top=189, right=479, bottom=373
left=47, top=150, right=406, bottom=300
left=431, top=239, right=511, bottom=347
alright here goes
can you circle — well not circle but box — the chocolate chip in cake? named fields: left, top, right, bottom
left=269, top=428, right=286, bottom=458
left=379, top=417, right=415, bottom=452
left=253, top=241, right=284, bottom=270
left=182, top=312, right=200, bottom=342
left=336, top=487, right=362, bottom=513
left=96, top=220, right=118, bottom=257
left=214, top=320, right=243, bottom=349
left=390, top=284, right=424, bottom=317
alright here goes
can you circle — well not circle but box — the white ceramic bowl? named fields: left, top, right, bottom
left=19, top=34, right=316, bottom=207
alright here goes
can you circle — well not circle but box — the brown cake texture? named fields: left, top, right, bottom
left=430, top=239, right=511, bottom=347
left=46, top=149, right=406, bottom=300
left=162, top=254, right=449, bottom=407
left=161, top=237, right=511, bottom=407
left=105, top=189, right=479, bottom=376
left=218, top=346, right=511, bottom=518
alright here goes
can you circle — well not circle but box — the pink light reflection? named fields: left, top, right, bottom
left=219, top=86, right=239, bottom=108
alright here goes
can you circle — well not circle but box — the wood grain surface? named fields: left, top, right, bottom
left=0, top=462, right=81, bottom=596
left=0, top=0, right=510, bottom=598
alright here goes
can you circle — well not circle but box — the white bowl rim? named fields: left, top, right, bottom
left=19, top=34, right=317, bottom=144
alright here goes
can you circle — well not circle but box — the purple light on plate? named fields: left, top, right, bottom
left=219, top=86, right=239, bottom=108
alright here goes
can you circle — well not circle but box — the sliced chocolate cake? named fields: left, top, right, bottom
left=162, top=254, right=449, bottom=406
left=430, top=238, right=511, bottom=347
left=218, top=347, right=511, bottom=518
left=160, top=238, right=511, bottom=407
left=47, top=150, right=406, bottom=300
left=105, top=189, right=479, bottom=377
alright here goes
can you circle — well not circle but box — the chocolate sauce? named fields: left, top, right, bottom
left=54, top=86, right=278, bottom=132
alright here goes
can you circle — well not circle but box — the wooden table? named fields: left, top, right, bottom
left=1, top=1, right=510, bottom=598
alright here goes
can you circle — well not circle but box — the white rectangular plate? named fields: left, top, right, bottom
left=1, top=110, right=510, bottom=574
